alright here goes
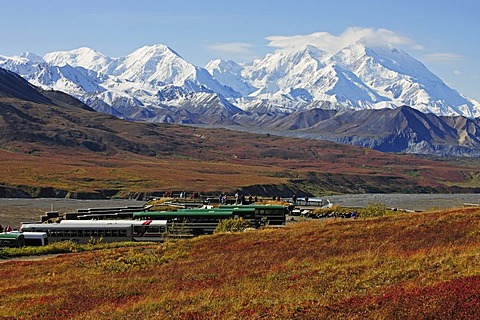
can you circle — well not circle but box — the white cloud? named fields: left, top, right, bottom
left=423, top=52, right=462, bottom=62
left=207, top=42, right=254, bottom=54
left=265, top=27, right=423, bottom=54
left=453, top=70, right=462, bottom=75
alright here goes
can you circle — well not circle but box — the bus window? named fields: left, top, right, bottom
left=146, top=227, right=159, bottom=233
left=134, top=226, right=147, bottom=236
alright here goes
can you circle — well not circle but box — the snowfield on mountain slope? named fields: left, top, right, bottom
left=1, top=40, right=479, bottom=119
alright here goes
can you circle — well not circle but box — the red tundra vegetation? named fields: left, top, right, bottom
left=0, top=207, right=479, bottom=319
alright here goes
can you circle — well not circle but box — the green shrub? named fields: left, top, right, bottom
left=0, top=240, right=79, bottom=258
left=168, top=220, right=190, bottom=235
left=214, top=218, right=253, bottom=233
left=360, top=202, right=389, bottom=218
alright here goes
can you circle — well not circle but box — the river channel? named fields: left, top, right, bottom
left=0, top=194, right=479, bottom=228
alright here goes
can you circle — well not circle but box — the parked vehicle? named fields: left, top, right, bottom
left=0, top=232, right=25, bottom=248
left=133, top=204, right=287, bottom=235
left=20, top=220, right=167, bottom=244
left=5, top=231, right=48, bottom=246
left=133, top=209, right=251, bottom=235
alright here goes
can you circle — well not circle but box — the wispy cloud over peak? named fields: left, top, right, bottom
left=265, top=27, right=422, bottom=54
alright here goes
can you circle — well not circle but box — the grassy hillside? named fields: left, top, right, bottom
left=2, top=132, right=480, bottom=197
left=0, top=207, right=479, bottom=319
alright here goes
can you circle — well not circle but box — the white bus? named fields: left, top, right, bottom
left=20, top=220, right=167, bottom=244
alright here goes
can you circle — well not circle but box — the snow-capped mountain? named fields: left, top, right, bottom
left=209, top=41, right=479, bottom=117
left=0, top=53, right=104, bottom=96
left=1, top=44, right=241, bottom=120
left=0, top=40, right=479, bottom=122
left=331, top=42, right=477, bottom=117
left=44, top=47, right=113, bottom=73
left=205, top=59, right=256, bottom=96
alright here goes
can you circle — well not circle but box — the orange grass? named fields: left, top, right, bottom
left=1, top=142, right=479, bottom=195
left=0, top=207, right=479, bottom=319
left=0, top=149, right=285, bottom=193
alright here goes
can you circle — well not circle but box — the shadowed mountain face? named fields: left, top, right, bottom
left=229, top=106, right=480, bottom=157
left=0, top=68, right=51, bottom=104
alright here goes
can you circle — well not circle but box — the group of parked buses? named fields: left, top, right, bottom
left=0, top=204, right=288, bottom=247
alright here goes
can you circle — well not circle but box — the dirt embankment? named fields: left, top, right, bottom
left=0, top=185, right=148, bottom=200
left=2, top=178, right=480, bottom=201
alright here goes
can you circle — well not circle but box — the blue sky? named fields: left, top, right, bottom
left=0, top=0, right=478, bottom=100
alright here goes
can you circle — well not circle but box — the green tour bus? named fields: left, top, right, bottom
left=133, top=207, right=257, bottom=235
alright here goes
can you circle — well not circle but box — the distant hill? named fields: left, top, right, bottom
left=0, top=68, right=51, bottom=104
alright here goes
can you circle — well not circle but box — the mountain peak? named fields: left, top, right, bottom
left=43, top=47, right=111, bottom=72
left=205, top=59, right=241, bottom=72
left=301, top=44, right=326, bottom=58
left=113, top=44, right=194, bottom=86
left=128, top=44, right=182, bottom=60
left=205, top=59, right=255, bottom=96
left=19, top=52, right=44, bottom=63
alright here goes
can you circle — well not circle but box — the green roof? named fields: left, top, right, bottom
left=178, top=207, right=255, bottom=213
left=133, top=210, right=235, bottom=218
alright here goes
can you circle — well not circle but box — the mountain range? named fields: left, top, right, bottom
left=1, top=40, right=480, bottom=157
